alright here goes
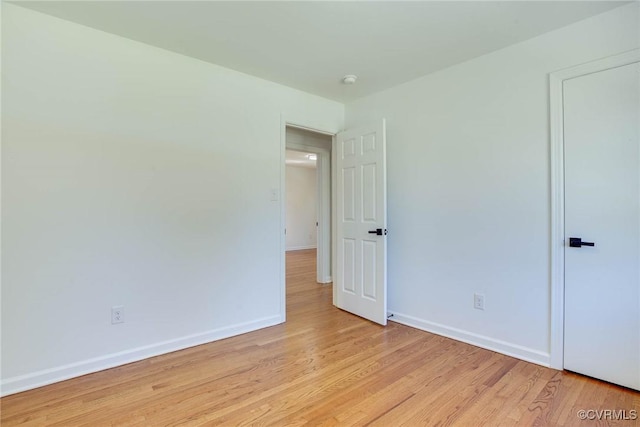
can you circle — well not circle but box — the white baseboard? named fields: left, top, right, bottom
left=0, top=315, right=283, bottom=397
left=318, top=276, right=332, bottom=284
left=286, top=245, right=317, bottom=251
left=388, top=311, right=550, bottom=367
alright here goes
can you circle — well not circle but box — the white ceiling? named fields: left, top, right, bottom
left=286, top=150, right=317, bottom=169
left=13, top=1, right=627, bottom=102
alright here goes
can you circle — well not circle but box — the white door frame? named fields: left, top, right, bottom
left=279, top=115, right=338, bottom=321
left=549, top=48, right=640, bottom=369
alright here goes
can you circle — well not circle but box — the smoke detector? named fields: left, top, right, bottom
left=342, top=75, right=357, bottom=85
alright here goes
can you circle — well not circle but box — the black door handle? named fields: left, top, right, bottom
left=569, top=237, right=595, bottom=248
left=368, top=228, right=387, bottom=236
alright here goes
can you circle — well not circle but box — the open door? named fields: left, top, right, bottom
left=335, top=120, right=387, bottom=325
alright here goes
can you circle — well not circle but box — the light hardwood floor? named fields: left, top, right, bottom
left=2, top=249, right=638, bottom=426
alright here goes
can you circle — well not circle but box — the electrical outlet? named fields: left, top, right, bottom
left=111, top=305, right=124, bottom=324
left=474, top=294, right=485, bottom=311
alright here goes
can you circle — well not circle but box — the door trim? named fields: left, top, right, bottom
left=279, top=115, right=339, bottom=322
left=549, top=48, right=640, bottom=369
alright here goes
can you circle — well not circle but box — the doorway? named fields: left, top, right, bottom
left=279, top=118, right=389, bottom=326
left=285, top=126, right=333, bottom=286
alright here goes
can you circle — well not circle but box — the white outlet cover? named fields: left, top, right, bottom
left=473, top=294, right=485, bottom=310
left=111, top=305, right=124, bottom=324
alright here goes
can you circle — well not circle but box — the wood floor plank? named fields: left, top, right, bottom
left=1, top=249, right=638, bottom=426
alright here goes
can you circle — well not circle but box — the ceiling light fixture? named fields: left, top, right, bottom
left=306, top=154, right=317, bottom=160
left=342, top=74, right=357, bottom=85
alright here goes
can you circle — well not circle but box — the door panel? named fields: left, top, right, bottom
left=342, top=168, right=356, bottom=221
left=363, top=163, right=377, bottom=221
left=343, top=238, right=356, bottom=293
left=336, top=120, right=387, bottom=325
left=564, top=62, right=640, bottom=390
left=362, top=240, right=377, bottom=299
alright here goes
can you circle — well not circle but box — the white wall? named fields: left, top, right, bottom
left=1, top=4, right=343, bottom=395
left=286, top=164, right=317, bottom=251
left=346, top=3, right=640, bottom=366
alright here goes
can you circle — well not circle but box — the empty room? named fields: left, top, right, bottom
left=2, top=1, right=639, bottom=425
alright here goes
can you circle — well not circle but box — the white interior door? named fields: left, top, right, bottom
left=335, top=120, right=387, bottom=325
left=563, top=62, right=640, bottom=390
